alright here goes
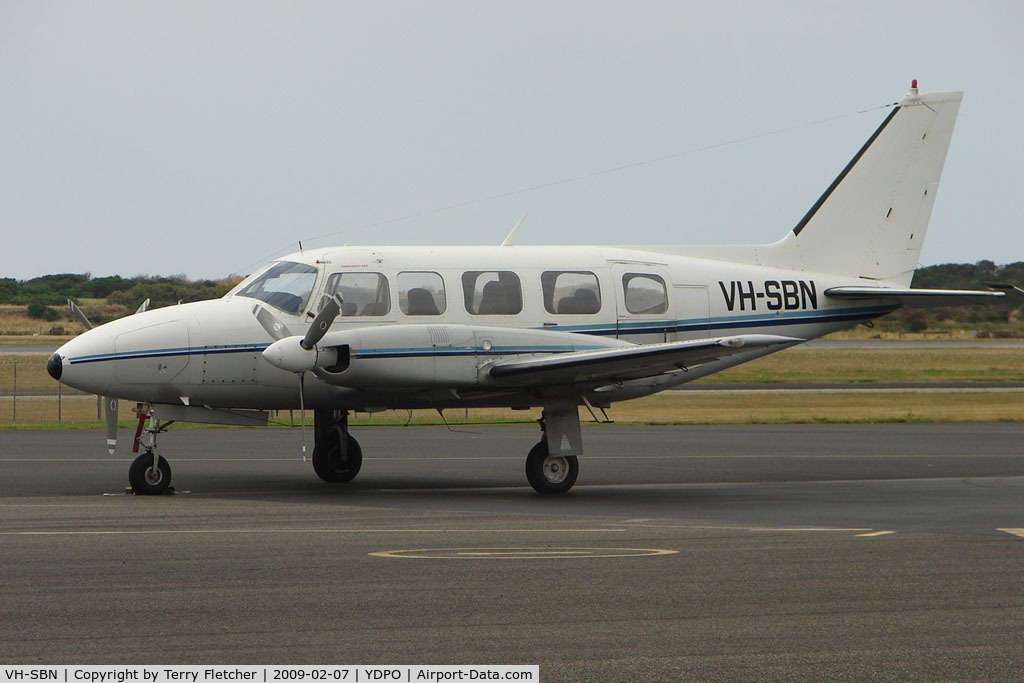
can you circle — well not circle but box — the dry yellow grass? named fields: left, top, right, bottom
left=0, top=355, right=55, bottom=392
left=347, top=391, right=1024, bottom=425
left=0, top=300, right=130, bottom=337
left=617, top=391, right=1024, bottom=424
left=2, top=347, right=1023, bottom=427
left=7, top=392, right=1024, bottom=428
left=5, top=347, right=1022, bottom=395
left=697, top=347, right=1024, bottom=383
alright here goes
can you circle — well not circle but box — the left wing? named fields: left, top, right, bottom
left=825, top=283, right=1023, bottom=308
left=487, top=334, right=802, bottom=386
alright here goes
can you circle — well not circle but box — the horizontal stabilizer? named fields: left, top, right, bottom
left=825, top=284, right=1023, bottom=308
left=488, top=334, right=801, bottom=385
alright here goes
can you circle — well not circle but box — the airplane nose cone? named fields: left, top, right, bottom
left=52, top=329, right=114, bottom=395
left=47, top=353, right=63, bottom=381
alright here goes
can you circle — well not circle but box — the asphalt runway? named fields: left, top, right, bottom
left=2, top=424, right=1023, bottom=680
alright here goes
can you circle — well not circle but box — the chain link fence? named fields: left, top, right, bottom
left=0, top=356, right=110, bottom=424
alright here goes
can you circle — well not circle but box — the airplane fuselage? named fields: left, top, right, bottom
left=54, top=244, right=895, bottom=412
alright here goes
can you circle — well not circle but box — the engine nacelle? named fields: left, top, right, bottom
left=311, top=324, right=628, bottom=389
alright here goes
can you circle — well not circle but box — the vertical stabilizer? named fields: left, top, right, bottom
left=774, top=85, right=962, bottom=285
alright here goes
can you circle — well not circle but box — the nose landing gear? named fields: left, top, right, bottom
left=128, top=452, right=172, bottom=495
left=127, top=409, right=175, bottom=495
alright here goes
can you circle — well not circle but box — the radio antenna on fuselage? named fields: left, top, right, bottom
left=500, top=213, right=528, bottom=247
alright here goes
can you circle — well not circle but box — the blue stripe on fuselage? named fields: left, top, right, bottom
left=63, top=305, right=895, bottom=365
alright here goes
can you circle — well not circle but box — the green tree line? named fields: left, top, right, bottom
left=1, top=261, right=1021, bottom=330
left=899, top=260, right=1024, bottom=334
left=1, top=273, right=241, bottom=322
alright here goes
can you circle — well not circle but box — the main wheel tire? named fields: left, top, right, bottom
left=525, top=439, right=578, bottom=494
left=312, top=427, right=363, bottom=483
left=128, top=452, right=172, bottom=495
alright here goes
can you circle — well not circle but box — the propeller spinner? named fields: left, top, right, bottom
left=256, top=295, right=343, bottom=372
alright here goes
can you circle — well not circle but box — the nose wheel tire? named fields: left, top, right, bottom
left=312, top=428, right=363, bottom=483
left=525, top=440, right=578, bottom=494
left=128, top=453, right=172, bottom=495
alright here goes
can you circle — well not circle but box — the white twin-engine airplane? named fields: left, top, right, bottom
left=48, top=83, right=1021, bottom=495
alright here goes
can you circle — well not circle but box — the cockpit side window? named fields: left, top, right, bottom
left=462, top=271, right=522, bottom=315
left=322, top=272, right=391, bottom=316
left=235, top=261, right=318, bottom=315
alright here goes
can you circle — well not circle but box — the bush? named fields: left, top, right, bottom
left=26, top=301, right=60, bottom=321
left=904, top=311, right=928, bottom=332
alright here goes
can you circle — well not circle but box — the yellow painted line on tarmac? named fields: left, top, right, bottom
left=0, top=527, right=629, bottom=537
left=856, top=530, right=896, bottom=537
left=616, top=521, right=871, bottom=533
left=669, top=387, right=1024, bottom=395
left=370, top=546, right=679, bottom=559
left=996, top=528, right=1024, bottom=539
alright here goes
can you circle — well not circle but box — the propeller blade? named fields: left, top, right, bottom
left=135, top=298, right=151, bottom=315
left=68, top=300, right=93, bottom=330
left=301, top=294, right=344, bottom=350
left=104, top=396, right=118, bottom=455
left=252, top=304, right=291, bottom=341
left=299, top=372, right=307, bottom=459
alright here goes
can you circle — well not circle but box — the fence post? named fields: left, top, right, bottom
left=12, top=362, right=16, bottom=422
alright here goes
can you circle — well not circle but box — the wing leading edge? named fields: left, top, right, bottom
left=487, top=334, right=803, bottom=386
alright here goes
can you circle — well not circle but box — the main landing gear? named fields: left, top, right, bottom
left=525, top=400, right=583, bottom=495
left=525, top=439, right=579, bottom=494
left=311, top=409, right=362, bottom=483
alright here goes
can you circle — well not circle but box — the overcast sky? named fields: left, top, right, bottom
left=2, top=1, right=1021, bottom=281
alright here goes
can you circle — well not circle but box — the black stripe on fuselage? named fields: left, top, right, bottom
left=791, top=106, right=901, bottom=236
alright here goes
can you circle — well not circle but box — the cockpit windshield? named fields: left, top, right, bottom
left=235, top=261, right=318, bottom=314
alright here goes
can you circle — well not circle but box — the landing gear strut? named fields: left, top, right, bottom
left=312, top=409, right=362, bottom=483
left=128, top=410, right=174, bottom=495
left=525, top=400, right=582, bottom=494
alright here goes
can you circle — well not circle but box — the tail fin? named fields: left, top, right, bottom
left=771, top=85, right=962, bottom=285
left=733, top=85, right=954, bottom=288
left=666, top=86, right=963, bottom=284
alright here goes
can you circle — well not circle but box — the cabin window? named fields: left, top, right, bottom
left=236, top=261, right=318, bottom=315
left=398, top=271, right=446, bottom=316
left=322, top=272, right=391, bottom=316
left=542, top=271, right=601, bottom=314
left=623, top=273, right=668, bottom=314
left=462, top=271, right=522, bottom=315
